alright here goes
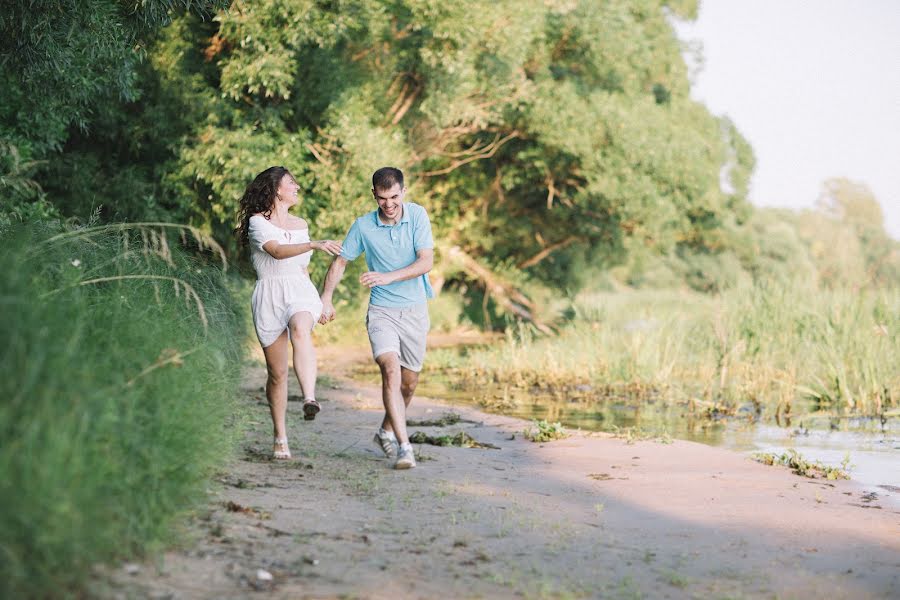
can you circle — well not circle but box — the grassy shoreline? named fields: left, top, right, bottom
left=427, top=285, right=898, bottom=423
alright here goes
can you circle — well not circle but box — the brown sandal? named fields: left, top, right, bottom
left=302, top=399, right=321, bottom=421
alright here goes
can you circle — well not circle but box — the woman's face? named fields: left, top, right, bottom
left=276, top=173, right=300, bottom=207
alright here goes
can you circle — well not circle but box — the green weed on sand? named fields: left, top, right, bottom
left=523, top=420, right=568, bottom=442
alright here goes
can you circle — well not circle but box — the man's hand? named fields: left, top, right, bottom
left=311, top=240, right=343, bottom=255
left=319, top=300, right=336, bottom=324
left=359, top=271, right=394, bottom=288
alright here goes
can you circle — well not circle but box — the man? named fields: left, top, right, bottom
left=318, top=167, right=434, bottom=470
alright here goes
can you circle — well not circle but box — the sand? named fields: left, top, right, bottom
left=103, top=343, right=900, bottom=599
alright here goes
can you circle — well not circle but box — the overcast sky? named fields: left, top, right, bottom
left=672, top=0, right=900, bottom=239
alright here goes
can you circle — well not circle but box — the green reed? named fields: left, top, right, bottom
left=0, top=223, right=245, bottom=598
left=430, top=284, right=898, bottom=418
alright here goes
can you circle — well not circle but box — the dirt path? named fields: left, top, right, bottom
left=106, top=343, right=900, bottom=599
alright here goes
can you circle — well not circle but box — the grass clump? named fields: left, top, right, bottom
left=407, top=412, right=464, bottom=427
left=409, top=431, right=500, bottom=449
left=523, top=420, right=567, bottom=442
left=0, top=223, right=245, bottom=598
left=754, top=449, right=852, bottom=480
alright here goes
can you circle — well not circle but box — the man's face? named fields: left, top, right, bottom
left=373, top=183, right=405, bottom=220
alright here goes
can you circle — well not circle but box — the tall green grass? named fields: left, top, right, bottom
left=431, top=285, right=898, bottom=418
left=0, top=223, right=244, bottom=598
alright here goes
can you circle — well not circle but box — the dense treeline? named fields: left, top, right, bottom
left=2, top=0, right=898, bottom=322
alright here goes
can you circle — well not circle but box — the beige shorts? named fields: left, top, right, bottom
left=366, top=303, right=430, bottom=372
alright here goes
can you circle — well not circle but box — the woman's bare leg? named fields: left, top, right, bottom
left=288, top=312, right=317, bottom=402
left=262, top=330, right=290, bottom=442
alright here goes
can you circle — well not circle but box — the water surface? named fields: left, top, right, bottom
left=354, top=363, right=900, bottom=493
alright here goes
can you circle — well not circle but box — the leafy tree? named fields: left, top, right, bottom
left=160, top=0, right=758, bottom=307
left=792, top=178, right=900, bottom=288
left=0, top=0, right=228, bottom=221
left=14, top=1, right=894, bottom=322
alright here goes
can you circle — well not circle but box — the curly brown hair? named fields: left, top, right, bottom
left=234, top=166, right=292, bottom=247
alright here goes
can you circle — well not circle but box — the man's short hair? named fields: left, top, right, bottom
left=372, top=167, right=404, bottom=191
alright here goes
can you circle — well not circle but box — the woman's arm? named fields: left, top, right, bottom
left=262, top=239, right=343, bottom=260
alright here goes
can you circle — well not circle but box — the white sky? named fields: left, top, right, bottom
left=672, top=0, right=900, bottom=240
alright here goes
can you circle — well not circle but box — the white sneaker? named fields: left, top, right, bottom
left=373, top=428, right=399, bottom=458
left=394, top=443, right=416, bottom=470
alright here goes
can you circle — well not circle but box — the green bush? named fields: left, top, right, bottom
left=0, top=223, right=245, bottom=598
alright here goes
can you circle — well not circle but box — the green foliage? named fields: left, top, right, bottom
left=24, top=1, right=753, bottom=296
left=0, top=0, right=228, bottom=143
left=812, top=178, right=900, bottom=287
left=523, top=420, right=568, bottom=442
left=408, top=430, right=500, bottom=448
left=0, top=223, right=244, bottom=597
left=0, top=0, right=229, bottom=221
left=4, top=0, right=897, bottom=316
left=754, top=449, right=852, bottom=480
left=433, top=285, right=899, bottom=417
left=407, top=412, right=463, bottom=427
left=0, top=142, right=58, bottom=226
left=734, top=208, right=818, bottom=289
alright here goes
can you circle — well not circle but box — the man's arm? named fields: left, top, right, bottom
left=358, top=248, right=433, bottom=288
left=318, top=255, right=350, bottom=324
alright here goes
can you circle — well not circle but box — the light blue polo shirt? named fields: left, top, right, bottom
left=339, top=201, right=435, bottom=308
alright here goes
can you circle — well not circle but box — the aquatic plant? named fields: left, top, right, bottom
left=753, top=449, right=852, bottom=480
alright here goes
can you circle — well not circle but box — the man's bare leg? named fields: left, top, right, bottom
left=375, top=352, right=409, bottom=444
left=382, top=367, right=419, bottom=433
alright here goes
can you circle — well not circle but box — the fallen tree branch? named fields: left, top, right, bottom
left=445, top=245, right=553, bottom=334
left=517, top=236, right=579, bottom=269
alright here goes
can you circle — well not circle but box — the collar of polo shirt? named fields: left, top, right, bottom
left=375, top=202, right=409, bottom=227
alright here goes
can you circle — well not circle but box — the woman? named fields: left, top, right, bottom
left=235, top=166, right=342, bottom=459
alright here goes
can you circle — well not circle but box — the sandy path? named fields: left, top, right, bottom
left=105, top=343, right=900, bottom=599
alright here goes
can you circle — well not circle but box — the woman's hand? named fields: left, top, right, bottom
left=312, top=240, right=343, bottom=255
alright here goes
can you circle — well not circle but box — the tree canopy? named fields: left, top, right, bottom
left=2, top=0, right=897, bottom=321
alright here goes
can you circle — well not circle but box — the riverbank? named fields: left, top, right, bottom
left=100, top=342, right=900, bottom=599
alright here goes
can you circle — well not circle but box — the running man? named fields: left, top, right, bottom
left=318, top=167, right=434, bottom=469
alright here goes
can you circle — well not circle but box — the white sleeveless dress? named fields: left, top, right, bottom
left=248, top=215, right=324, bottom=347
